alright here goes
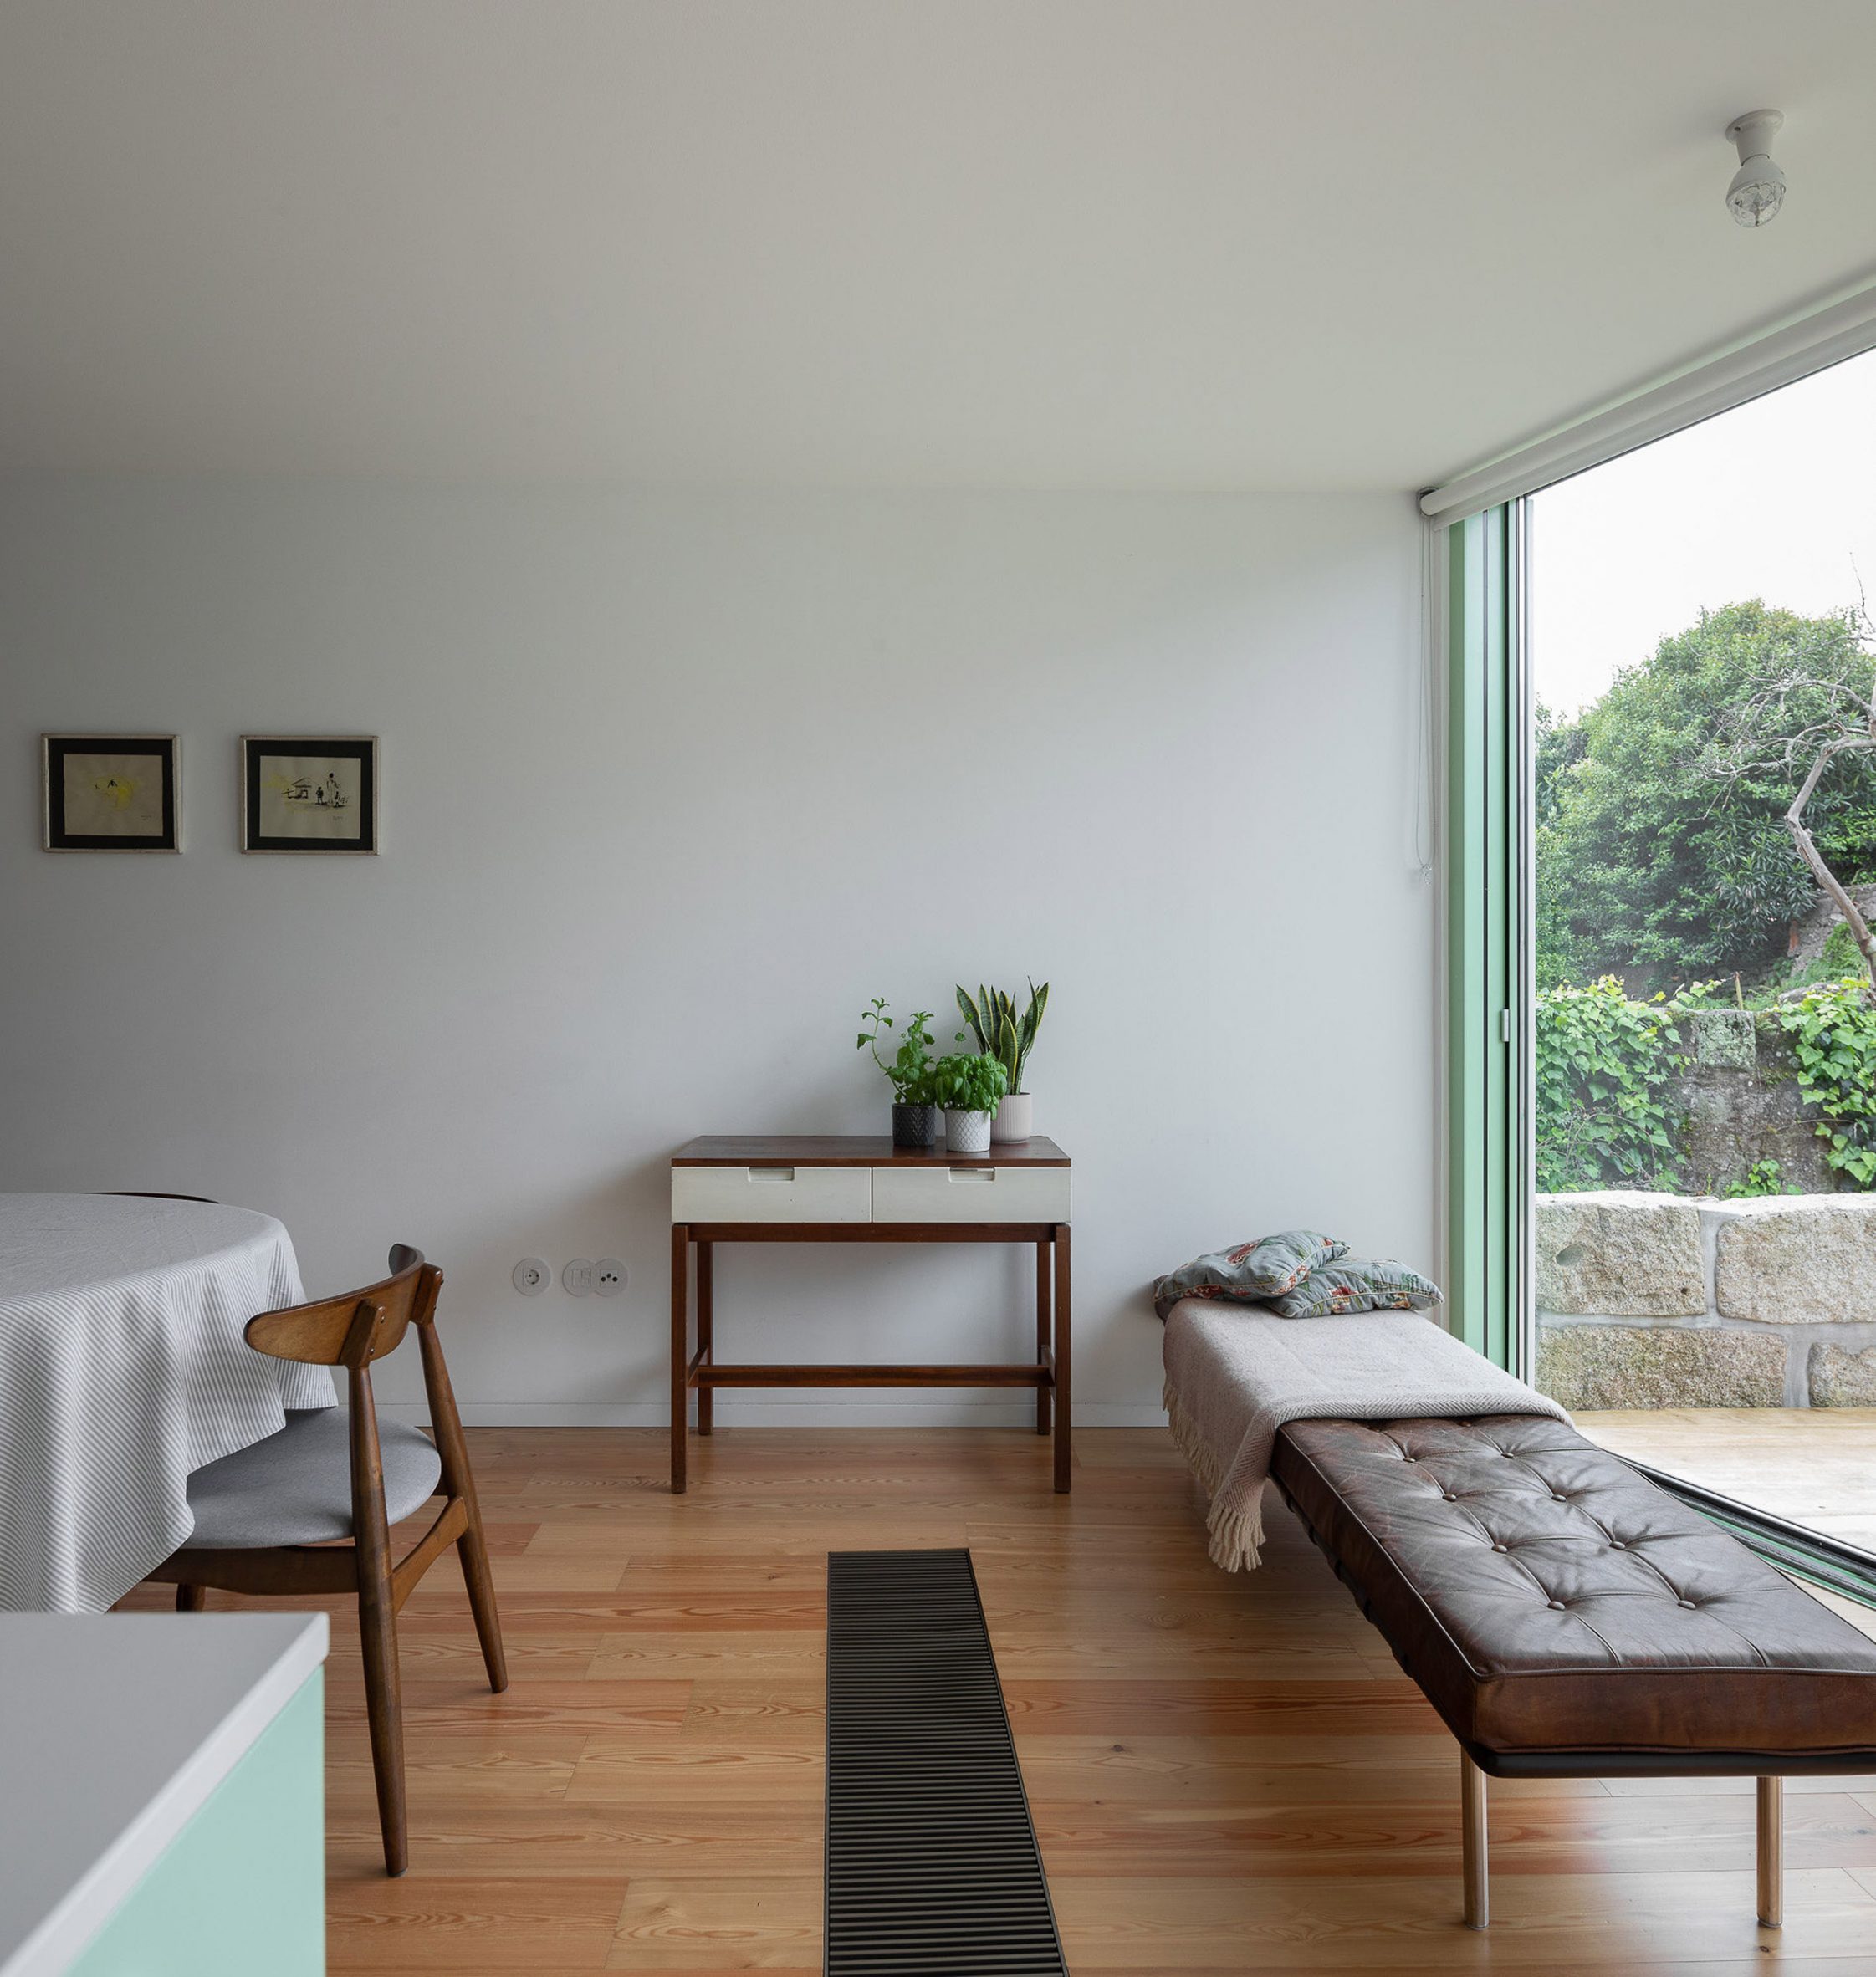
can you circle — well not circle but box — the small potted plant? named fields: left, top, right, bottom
left=928, top=1051, right=1008, bottom=1155
left=856, top=999, right=940, bottom=1147
left=955, top=980, right=1049, bottom=1142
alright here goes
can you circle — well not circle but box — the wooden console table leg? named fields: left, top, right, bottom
left=1034, top=1239, right=1053, bottom=1436
left=696, top=1241, right=714, bottom=1437
left=1052, top=1223, right=1071, bottom=1493
left=670, top=1224, right=689, bottom=1494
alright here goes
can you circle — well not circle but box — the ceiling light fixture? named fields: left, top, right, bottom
left=1724, top=110, right=1786, bottom=228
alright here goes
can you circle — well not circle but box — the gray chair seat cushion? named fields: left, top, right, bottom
left=182, top=1407, right=442, bottom=1550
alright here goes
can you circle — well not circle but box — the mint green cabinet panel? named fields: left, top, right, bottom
left=69, top=1672, right=324, bottom=1977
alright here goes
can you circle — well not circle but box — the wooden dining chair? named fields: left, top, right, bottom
left=142, top=1244, right=508, bottom=1876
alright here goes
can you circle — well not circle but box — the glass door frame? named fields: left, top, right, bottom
left=1445, top=500, right=1876, bottom=1607
left=1445, top=502, right=1529, bottom=1375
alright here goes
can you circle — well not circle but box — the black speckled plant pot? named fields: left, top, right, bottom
left=891, top=1103, right=938, bottom=1148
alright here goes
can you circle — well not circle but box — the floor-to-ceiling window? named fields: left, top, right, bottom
left=1517, top=350, right=1876, bottom=1602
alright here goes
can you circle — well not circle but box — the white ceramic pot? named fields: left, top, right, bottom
left=944, top=1107, right=994, bottom=1155
left=991, top=1091, right=1033, bottom=1142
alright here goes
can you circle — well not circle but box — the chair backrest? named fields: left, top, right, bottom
left=246, top=1255, right=427, bottom=1369
left=245, top=1244, right=477, bottom=1520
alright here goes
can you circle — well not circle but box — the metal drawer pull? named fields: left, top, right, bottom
left=748, top=1167, right=796, bottom=1183
left=948, top=1167, right=996, bottom=1183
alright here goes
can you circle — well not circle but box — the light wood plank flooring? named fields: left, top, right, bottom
left=120, top=1428, right=1876, bottom=1972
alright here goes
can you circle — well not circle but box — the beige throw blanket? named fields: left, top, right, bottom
left=1162, top=1301, right=1571, bottom=1571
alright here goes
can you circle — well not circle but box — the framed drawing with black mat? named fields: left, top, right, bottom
left=242, top=735, right=378, bottom=854
left=43, top=734, right=180, bottom=851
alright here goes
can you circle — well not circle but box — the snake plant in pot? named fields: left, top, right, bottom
left=857, top=999, right=940, bottom=1147
left=955, top=980, right=1049, bottom=1142
left=928, top=1051, right=1008, bottom=1155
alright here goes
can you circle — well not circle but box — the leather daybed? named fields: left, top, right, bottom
left=1269, top=1411, right=1876, bottom=1929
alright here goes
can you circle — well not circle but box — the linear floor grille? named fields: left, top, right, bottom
left=826, top=1548, right=1068, bottom=1976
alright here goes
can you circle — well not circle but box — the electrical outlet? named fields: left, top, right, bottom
left=562, top=1258, right=594, bottom=1297
left=593, top=1257, right=626, bottom=1296
left=512, top=1257, right=550, bottom=1296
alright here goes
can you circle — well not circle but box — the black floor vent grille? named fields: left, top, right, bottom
left=825, top=1547, right=1068, bottom=1977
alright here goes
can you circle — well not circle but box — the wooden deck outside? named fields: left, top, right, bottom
left=1577, top=1407, right=1876, bottom=1565
left=119, top=1425, right=1876, bottom=1972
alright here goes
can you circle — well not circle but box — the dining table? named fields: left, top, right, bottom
left=0, top=1193, right=335, bottom=1613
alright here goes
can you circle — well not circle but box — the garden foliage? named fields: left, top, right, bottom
left=1536, top=975, right=1876, bottom=1193
left=1776, top=980, right=1876, bottom=1187
left=1537, top=602, right=1876, bottom=987
left=1534, top=978, right=1695, bottom=1193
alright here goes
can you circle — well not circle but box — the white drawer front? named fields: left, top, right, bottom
left=871, top=1165, right=1071, bottom=1224
left=672, top=1165, right=872, bottom=1224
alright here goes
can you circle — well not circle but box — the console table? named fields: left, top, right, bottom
left=669, top=1135, right=1071, bottom=1494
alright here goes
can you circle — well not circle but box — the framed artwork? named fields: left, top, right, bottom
left=43, top=734, right=180, bottom=851
left=242, top=735, right=379, bottom=854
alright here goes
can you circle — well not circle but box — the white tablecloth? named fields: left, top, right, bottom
left=0, top=1194, right=335, bottom=1612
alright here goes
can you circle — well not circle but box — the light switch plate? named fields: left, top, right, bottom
left=562, top=1258, right=594, bottom=1297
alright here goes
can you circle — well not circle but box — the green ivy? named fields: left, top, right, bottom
left=1534, top=978, right=1700, bottom=1193
left=1720, top=1157, right=1799, bottom=1199
left=1775, top=980, right=1876, bottom=1187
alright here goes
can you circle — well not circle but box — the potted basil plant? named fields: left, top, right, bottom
left=857, top=999, right=940, bottom=1147
left=956, top=979, right=1049, bottom=1142
left=928, top=1051, right=1009, bottom=1156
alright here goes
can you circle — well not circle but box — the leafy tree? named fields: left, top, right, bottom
left=1534, top=702, right=1585, bottom=828
left=1701, top=599, right=1876, bottom=978
left=1539, top=602, right=1876, bottom=987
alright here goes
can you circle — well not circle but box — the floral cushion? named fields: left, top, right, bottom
left=1152, top=1231, right=1347, bottom=1322
left=1260, top=1256, right=1444, bottom=1320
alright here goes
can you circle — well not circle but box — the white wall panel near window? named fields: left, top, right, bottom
left=0, top=481, right=1430, bottom=1428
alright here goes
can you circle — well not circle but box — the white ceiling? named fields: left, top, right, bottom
left=3, top=0, right=1874, bottom=492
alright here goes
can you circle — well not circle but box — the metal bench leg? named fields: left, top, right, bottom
left=1757, top=1776, right=1782, bottom=1928
left=1461, top=1751, right=1488, bottom=1929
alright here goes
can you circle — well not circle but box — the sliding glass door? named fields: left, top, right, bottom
left=1449, top=351, right=1876, bottom=1607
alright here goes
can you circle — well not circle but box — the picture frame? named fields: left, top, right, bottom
left=43, top=734, right=180, bottom=851
left=242, top=735, right=379, bottom=855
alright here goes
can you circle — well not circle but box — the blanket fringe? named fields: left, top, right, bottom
left=1163, top=1379, right=1266, bottom=1572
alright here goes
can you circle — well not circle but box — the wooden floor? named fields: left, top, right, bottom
left=120, top=1427, right=1876, bottom=1973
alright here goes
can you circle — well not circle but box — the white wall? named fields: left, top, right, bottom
left=0, top=479, right=1432, bottom=1424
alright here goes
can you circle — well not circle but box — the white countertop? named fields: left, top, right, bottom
left=0, top=1612, right=329, bottom=1977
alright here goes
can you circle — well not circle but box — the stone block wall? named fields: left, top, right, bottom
left=1672, top=1009, right=1836, bottom=1194
left=1536, top=1191, right=1876, bottom=1409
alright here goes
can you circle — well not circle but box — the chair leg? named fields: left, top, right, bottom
left=175, top=1583, right=207, bottom=1612
left=358, top=1557, right=409, bottom=1877
left=1461, top=1751, right=1489, bottom=1930
left=456, top=1504, right=509, bottom=1694
left=1757, top=1775, right=1783, bottom=1928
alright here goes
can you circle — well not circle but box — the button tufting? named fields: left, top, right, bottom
left=1678, top=1598, right=1696, bottom=1609
left=1443, top=1493, right=1458, bottom=1502
left=1546, top=1600, right=1566, bottom=1610
left=1609, top=1540, right=1625, bottom=1550
left=1491, top=1544, right=1508, bottom=1553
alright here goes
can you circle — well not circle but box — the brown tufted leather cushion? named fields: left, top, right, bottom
left=1271, top=1414, right=1876, bottom=1765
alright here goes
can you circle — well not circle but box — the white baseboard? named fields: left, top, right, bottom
left=380, top=1398, right=1170, bottom=1429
